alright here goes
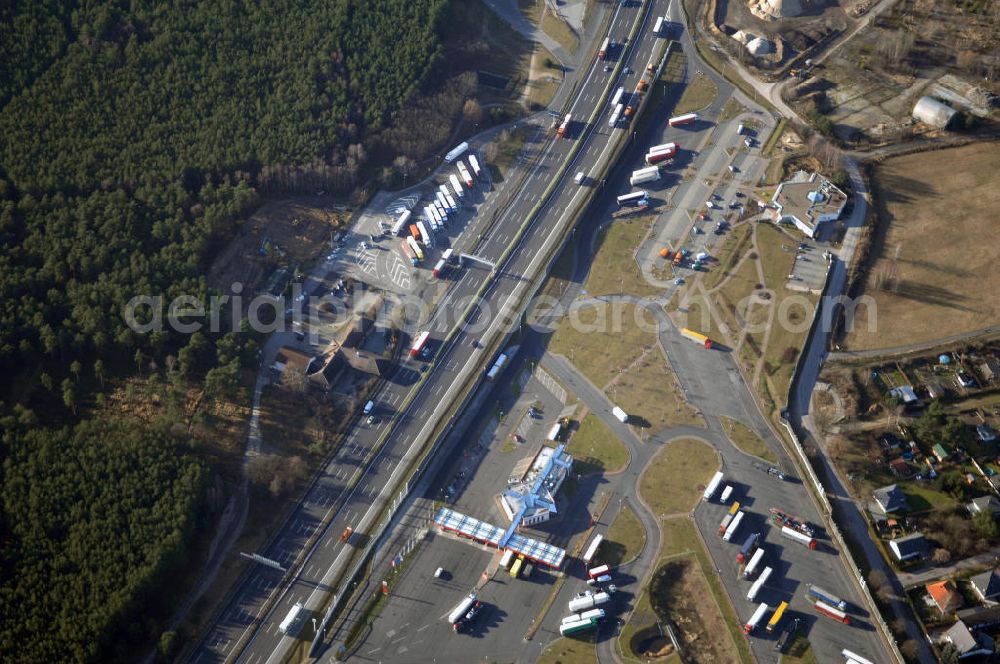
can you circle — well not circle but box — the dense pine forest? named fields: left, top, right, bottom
left=0, top=0, right=450, bottom=660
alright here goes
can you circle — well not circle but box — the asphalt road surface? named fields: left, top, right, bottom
left=188, top=1, right=669, bottom=661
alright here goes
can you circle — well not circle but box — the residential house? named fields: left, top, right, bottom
left=889, top=532, right=929, bottom=562
left=888, top=458, right=910, bottom=477
left=933, top=443, right=951, bottom=463
left=927, top=580, right=964, bottom=614
left=879, top=432, right=904, bottom=453
left=958, top=604, right=1000, bottom=631
left=890, top=385, right=920, bottom=407
left=967, top=496, right=1000, bottom=518
left=969, top=569, right=1000, bottom=604
left=976, top=425, right=998, bottom=444
left=941, top=620, right=995, bottom=659
left=926, top=381, right=946, bottom=400
left=873, top=484, right=910, bottom=515
left=979, top=360, right=1000, bottom=384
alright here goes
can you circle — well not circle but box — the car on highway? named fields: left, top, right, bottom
left=604, top=64, right=612, bottom=72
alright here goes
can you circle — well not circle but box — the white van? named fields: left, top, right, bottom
left=363, top=400, right=375, bottom=415
left=574, top=171, right=586, bottom=185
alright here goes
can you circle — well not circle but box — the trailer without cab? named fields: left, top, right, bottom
left=703, top=471, right=724, bottom=501
left=736, top=532, right=760, bottom=564
left=744, top=603, right=769, bottom=634
left=279, top=602, right=304, bottom=635
left=468, top=154, right=481, bottom=177
left=611, top=87, right=625, bottom=107
left=445, top=193, right=458, bottom=211
left=645, top=150, right=675, bottom=165
left=568, top=591, right=610, bottom=613
left=435, top=191, right=449, bottom=212
left=486, top=353, right=508, bottom=380
left=546, top=423, right=562, bottom=441
left=444, top=142, right=469, bottom=163
left=807, top=585, right=847, bottom=611
left=598, top=37, right=610, bottom=59
left=743, top=548, right=765, bottom=578
left=450, top=174, right=464, bottom=198
left=747, top=566, right=772, bottom=602
left=767, top=601, right=788, bottom=632
left=653, top=16, right=664, bottom=34
left=617, top=191, right=647, bottom=207
left=720, top=485, right=733, bottom=503
left=630, top=166, right=660, bottom=186
left=814, top=600, right=850, bottom=624
left=560, top=617, right=597, bottom=636
left=723, top=510, right=745, bottom=542
left=648, top=142, right=678, bottom=155
left=612, top=406, right=628, bottom=423
left=781, top=526, right=817, bottom=549
left=582, top=534, right=603, bottom=565
left=668, top=112, right=698, bottom=126
left=410, top=330, right=430, bottom=358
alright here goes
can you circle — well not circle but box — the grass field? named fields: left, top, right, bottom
left=490, top=126, right=533, bottom=179
left=567, top=413, right=630, bottom=475
left=603, top=504, right=647, bottom=567
left=846, top=143, right=1000, bottom=351
left=550, top=303, right=702, bottom=432
left=639, top=438, right=718, bottom=515
left=720, top=416, right=777, bottom=463
left=525, top=44, right=563, bottom=110
left=781, top=632, right=817, bottom=664
left=582, top=216, right=660, bottom=298
left=719, top=97, right=748, bottom=122
left=538, top=636, right=597, bottom=664
left=674, top=70, right=718, bottom=115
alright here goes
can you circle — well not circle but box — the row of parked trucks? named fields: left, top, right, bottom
left=705, top=472, right=856, bottom=641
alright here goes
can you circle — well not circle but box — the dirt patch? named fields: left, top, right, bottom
left=844, top=142, right=1000, bottom=351
left=649, top=557, right=741, bottom=663
left=207, top=197, right=348, bottom=298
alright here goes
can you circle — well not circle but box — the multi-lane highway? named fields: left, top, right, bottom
left=189, top=1, right=672, bottom=661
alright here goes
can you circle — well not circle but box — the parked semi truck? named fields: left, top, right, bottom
left=582, top=534, right=604, bottom=565
left=680, top=327, right=713, bottom=349
left=742, top=547, right=765, bottom=579
left=568, top=591, right=610, bottom=613
left=806, top=585, right=847, bottom=611
left=392, top=209, right=412, bottom=236
left=457, top=162, right=473, bottom=188
left=560, top=617, right=597, bottom=636
left=449, top=174, right=464, bottom=198
left=629, top=166, right=659, bottom=186
left=703, top=471, right=724, bottom=501
left=747, top=566, right=772, bottom=602
left=720, top=485, right=733, bottom=503
left=722, top=510, right=745, bottom=542
left=814, top=600, right=850, bottom=624
left=468, top=154, right=481, bottom=177
left=736, top=532, right=760, bottom=564
left=616, top=191, right=648, bottom=207
left=767, top=601, right=788, bottom=632
left=718, top=512, right=734, bottom=536
left=406, top=235, right=424, bottom=262
left=444, top=142, right=468, bottom=163
left=668, top=112, right=698, bottom=126
left=781, top=525, right=817, bottom=549
left=744, top=603, right=769, bottom=634
left=400, top=239, right=418, bottom=266
left=645, top=149, right=676, bottom=165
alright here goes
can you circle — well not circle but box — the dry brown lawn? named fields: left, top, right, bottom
left=847, top=143, right=1000, bottom=350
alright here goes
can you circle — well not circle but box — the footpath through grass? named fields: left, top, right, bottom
left=639, top=437, right=717, bottom=516
left=582, top=216, right=660, bottom=298
left=674, top=70, right=719, bottom=115
left=538, top=635, right=597, bottom=664
left=566, top=413, right=630, bottom=476
left=519, top=0, right=579, bottom=54
left=720, top=416, right=777, bottom=463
